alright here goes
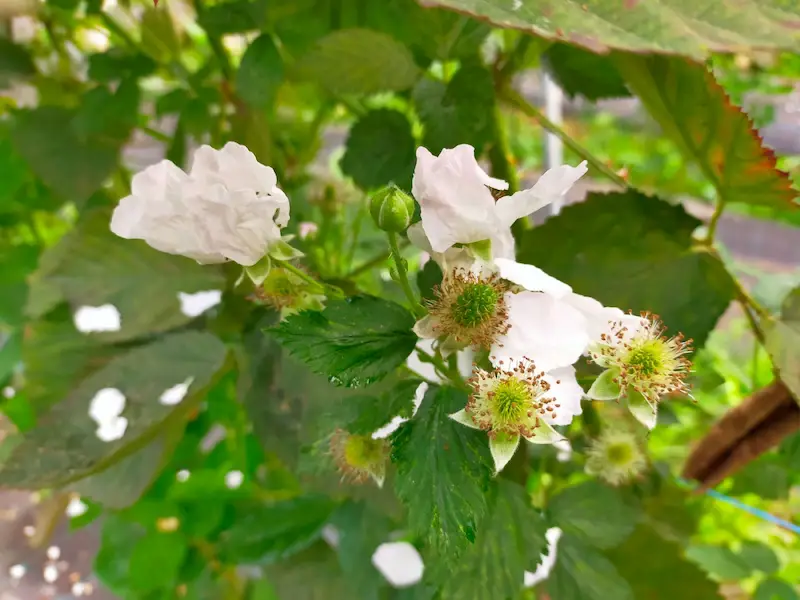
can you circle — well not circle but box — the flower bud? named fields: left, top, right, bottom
left=369, top=185, right=415, bottom=232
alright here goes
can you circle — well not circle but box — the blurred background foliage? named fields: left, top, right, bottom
left=0, top=0, right=799, bottom=599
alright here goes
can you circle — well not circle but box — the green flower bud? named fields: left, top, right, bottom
left=369, top=185, right=415, bottom=232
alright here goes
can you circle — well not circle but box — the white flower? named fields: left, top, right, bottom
left=450, top=358, right=583, bottom=472
left=412, top=144, right=586, bottom=256
left=371, top=542, right=425, bottom=588
left=111, top=142, right=290, bottom=266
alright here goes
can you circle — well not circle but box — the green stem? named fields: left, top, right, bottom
left=141, top=125, right=172, bottom=143
left=704, top=198, right=726, bottom=243
left=273, top=259, right=324, bottom=291
left=415, top=348, right=469, bottom=392
left=501, top=87, right=627, bottom=189
left=388, top=232, right=425, bottom=318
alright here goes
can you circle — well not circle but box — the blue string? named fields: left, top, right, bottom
left=676, top=477, right=800, bottom=535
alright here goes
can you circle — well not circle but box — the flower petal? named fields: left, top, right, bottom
left=494, top=258, right=572, bottom=297
left=495, top=162, right=587, bottom=226
left=543, top=365, right=585, bottom=425
left=413, top=145, right=502, bottom=253
left=493, top=292, right=590, bottom=372
left=626, top=389, right=658, bottom=430
left=587, top=368, right=622, bottom=401
left=523, top=420, right=565, bottom=445
left=413, top=315, right=439, bottom=340
left=372, top=416, right=408, bottom=439
left=449, top=408, right=481, bottom=429
left=489, top=432, right=520, bottom=472
left=372, top=542, right=425, bottom=588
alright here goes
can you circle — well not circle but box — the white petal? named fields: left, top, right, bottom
left=494, top=258, right=572, bottom=297
left=491, top=227, right=517, bottom=260
left=88, top=388, right=126, bottom=423
left=73, top=304, right=122, bottom=333
left=65, top=497, right=88, bottom=518
left=372, top=416, right=408, bottom=440
left=562, top=293, right=626, bottom=343
left=489, top=433, right=520, bottom=472
left=493, top=292, right=590, bottom=372
left=96, top=416, right=128, bottom=442
left=178, top=290, right=222, bottom=318
left=449, top=408, right=481, bottom=429
left=495, top=162, right=588, bottom=227
left=406, top=222, right=434, bottom=254
left=224, top=470, right=244, bottom=489
left=413, top=145, right=501, bottom=253
left=372, top=542, right=425, bottom=588
left=542, top=366, right=584, bottom=426
left=523, top=420, right=565, bottom=445
left=552, top=439, right=573, bottom=462
left=159, top=377, right=194, bottom=406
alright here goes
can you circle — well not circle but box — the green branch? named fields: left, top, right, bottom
left=388, top=232, right=425, bottom=318
left=501, top=87, right=627, bottom=189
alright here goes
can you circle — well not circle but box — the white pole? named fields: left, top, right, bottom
left=542, top=69, right=564, bottom=216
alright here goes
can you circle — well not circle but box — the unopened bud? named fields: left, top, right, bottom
left=369, top=185, right=415, bottom=232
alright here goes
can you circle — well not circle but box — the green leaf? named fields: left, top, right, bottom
left=72, top=79, right=141, bottom=145
left=21, top=313, right=108, bottom=413
left=609, top=527, right=722, bottom=599
left=237, top=34, right=284, bottom=109
left=754, top=578, right=799, bottom=600
left=766, top=287, right=800, bottom=401
left=548, top=481, right=638, bottom=549
left=335, top=378, right=423, bottom=436
left=413, top=62, right=495, bottom=155
left=71, top=431, right=174, bottom=509
left=259, top=541, right=351, bottom=600
left=330, top=501, right=392, bottom=597
left=217, top=494, right=337, bottom=563
left=685, top=544, right=753, bottom=581
left=518, top=191, right=735, bottom=350
left=129, top=532, right=188, bottom=593
left=94, top=514, right=146, bottom=595
left=587, top=368, right=621, bottom=401
left=0, top=244, right=38, bottom=327
left=440, top=480, right=547, bottom=600
left=738, top=541, right=780, bottom=575
left=27, top=209, right=225, bottom=342
left=272, top=295, right=417, bottom=388
left=547, top=534, right=633, bottom=600
left=294, top=28, right=421, bottom=95
left=197, top=0, right=267, bottom=36
left=11, top=107, right=119, bottom=203
left=88, top=49, right=157, bottom=83
left=392, top=385, right=493, bottom=558
left=141, top=6, right=182, bottom=61
left=417, top=259, right=443, bottom=303
left=0, top=38, right=35, bottom=85
left=0, top=331, right=227, bottom=488
left=418, top=0, right=800, bottom=59
left=543, top=43, right=629, bottom=101
left=729, top=455, right=790, bottom=500
left=340, top=109, right=416, bottom=191
left=614, top=54, right=796, bottom=210
left=517, top=190, right=733, bottom=348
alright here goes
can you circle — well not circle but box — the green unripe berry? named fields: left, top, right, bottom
left=369, top=185, right=415, bottom=232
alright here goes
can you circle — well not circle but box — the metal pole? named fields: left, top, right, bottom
left=542, top=68, right=564, bottom=216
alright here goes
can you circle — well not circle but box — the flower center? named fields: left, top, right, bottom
left=491, top=377, right=530, bottom=424
left=605, top=441, right=634, bottom=466
left=626, top=341, right=663, bottom=376
left=343, top=434, right=384, bottom=469
left=451, top=283, right=499, bottom=328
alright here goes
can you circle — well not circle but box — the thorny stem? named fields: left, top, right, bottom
left=501, top=87, right=628, bottom=189
left=387, top=232, right=426, bottom=318
left=273, top=259, right=342, bottom=298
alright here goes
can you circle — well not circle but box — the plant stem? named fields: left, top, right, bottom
left=388, top=231, right=425, bottom=318
left=141, top=125, right=172, bottom=143
left=273, top=259, right=324, bottom=291
left=501, top=87, right=627, bottom=189
left=415, top=347, right=469, bottom=392
left=704, top=198, right=726, bottom=243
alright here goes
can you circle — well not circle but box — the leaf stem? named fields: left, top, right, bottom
left=501, top=87, right=627, bottom=189
left=387, top=232, right=425, bottom=318
left=704, top=198, right=726, bottom=243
